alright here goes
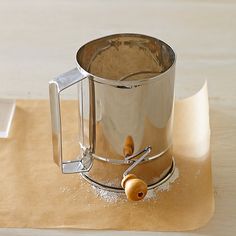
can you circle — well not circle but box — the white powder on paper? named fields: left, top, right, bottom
left=157, top=167, right=179, bottom=192
left=91, top=186, right=126, bottom=203
left=91, top=167, right=179, bottom=203
left=59, top=168, right=180, bottom=203
left=144, top=188, right=157, bottom=201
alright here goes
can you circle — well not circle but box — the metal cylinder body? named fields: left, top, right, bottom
left=75, top=34, right=175, bottom=189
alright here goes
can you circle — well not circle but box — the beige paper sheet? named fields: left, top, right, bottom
left=0, top=83, right=214, bottom=231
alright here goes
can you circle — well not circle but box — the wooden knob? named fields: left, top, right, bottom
left=121, top=174, right=147, bottom=201
left=123, top=135, right=134, bottom=157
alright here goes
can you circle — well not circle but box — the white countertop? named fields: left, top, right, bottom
left=0, top=0, right=236, bottom=235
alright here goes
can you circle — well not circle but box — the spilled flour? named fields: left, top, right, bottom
left=91, top=186, right=125, bottom=203
left=91, top=167, right=179, bottom=203
left=157, top=167, right=179, bottom=192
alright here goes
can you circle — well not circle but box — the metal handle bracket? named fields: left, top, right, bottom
left=123, top=146, right=152, bottom=177
left=49, top=68, right=92, bottom=174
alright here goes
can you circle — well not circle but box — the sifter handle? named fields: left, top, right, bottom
left=49, top=68, right=93, bottom=174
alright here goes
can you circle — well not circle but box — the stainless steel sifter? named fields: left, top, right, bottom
left=49, top=33, right=176, bottom=201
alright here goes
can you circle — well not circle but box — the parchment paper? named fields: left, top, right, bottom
left=0, top=82, right=214, bottom=231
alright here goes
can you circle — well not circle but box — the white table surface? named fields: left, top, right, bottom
left=0, top=0, right=236, bottom=235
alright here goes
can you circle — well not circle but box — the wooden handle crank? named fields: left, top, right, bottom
left=123, top=135, right=134, bottom=157
left=121, top=174, right=147, bottom=201
left=122, top=136, right=148, bottom=201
